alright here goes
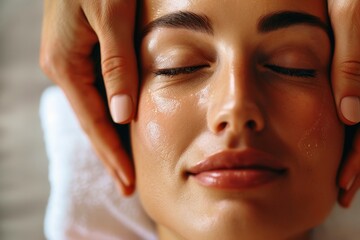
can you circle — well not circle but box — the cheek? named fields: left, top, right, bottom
left=132, top=92, right=195, bottom=162
left=266, top=83, right=344, bottom=228
left=130, top=93, right=175, bottom=219
left=269, top=84, right=343, bottom=162
left=132, top=83, right=208, bottom=161
left=293, top=92, right=343, bottom=185
left=131, top=92, right=177, bottom=179
left=130, top=87, right=206, bottom=220
left=269, top=83, right=344, bottom=211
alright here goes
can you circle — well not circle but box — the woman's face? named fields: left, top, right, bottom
left=131, top=0, right=344, bottom=239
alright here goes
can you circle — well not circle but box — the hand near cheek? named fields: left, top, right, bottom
left=39, top=0, right=137, bottom=195
left=327, top=0, right=360, bottom=207
left=338, top=126, right=360, bottom=207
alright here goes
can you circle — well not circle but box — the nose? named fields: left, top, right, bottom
left=207, top=62, right=265, bottom=136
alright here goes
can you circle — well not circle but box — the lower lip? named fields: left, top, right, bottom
left=191, top=169, right=284, bottom=190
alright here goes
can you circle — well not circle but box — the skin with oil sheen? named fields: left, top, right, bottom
left=131, top=1, right=345, bottom=240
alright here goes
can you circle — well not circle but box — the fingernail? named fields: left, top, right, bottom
left=110, top=94, right=133, bottom=123
left=341, top=96, right=360, bottom=123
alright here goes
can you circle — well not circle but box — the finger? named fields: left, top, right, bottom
left=84, top=1, right=138, bottom=124
left=105, top=159, right=135, bottom=196
left=338, top=174, right=360, bottom=208
left=338, top=126, right=360, bottom=207
left=40, top=0, right=136, bottom=195
left=338, top=126, right=360, bottom=189
left=329, top=1, right=360, bottom=125
left=61, top=81, right=135, bottom=195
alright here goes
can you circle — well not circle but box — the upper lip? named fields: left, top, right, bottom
left=187, top=148, right=286, bottom=174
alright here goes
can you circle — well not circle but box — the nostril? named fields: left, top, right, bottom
left=246, top=120, right=256, bottom=130
left=217, top=122, right=228, bottom=132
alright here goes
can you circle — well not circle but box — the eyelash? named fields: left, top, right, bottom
left=264, top=64, right=316, bottom=78
left=154, top=65, right=208, bottom=76
left=154, top=64, right=316, bottom=78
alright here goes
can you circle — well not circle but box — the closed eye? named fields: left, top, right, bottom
left=154, top=65, right=209, bottom=76
left=154, top=64, right=316, bottom=78
left=264, top=64, right=317, bottom=78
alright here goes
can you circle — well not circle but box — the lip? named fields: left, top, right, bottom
left=187, top=148, right=287, bottom=190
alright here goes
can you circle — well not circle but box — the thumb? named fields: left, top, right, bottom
left=88, top=1, right=138, bottom=124
left=330, top=1, right=360, bottom=125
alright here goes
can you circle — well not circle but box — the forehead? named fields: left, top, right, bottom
left=140, top=0, right=327, bottom=26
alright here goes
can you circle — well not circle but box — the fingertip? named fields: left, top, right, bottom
left=113, top=167, right=135, bottom=196
left=110, top=94, right=134, bottom=124
left=100, top=55, right=139, bottom=125
left=114, top=151, right=136, bottom=195
left=338, top=175, right=359, bottom=208
left=123, top=183, right=136, bottom=196
left=340, top=96, right=360, bottom=124
left=339, top=171, right=355, bottom=190
left=338, top=188, right=351, bottom=208
left=116, top=181, right=136, bottom=196
left=339, top=180, right=349, bottom=191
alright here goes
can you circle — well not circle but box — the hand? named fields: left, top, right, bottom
left=328, top=0, right=360, bottom=207
left=39, top=0, right=137, bottom=195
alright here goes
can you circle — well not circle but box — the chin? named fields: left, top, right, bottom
left=150, top=193, right=332, bottom=240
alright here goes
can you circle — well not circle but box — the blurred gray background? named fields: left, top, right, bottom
left=0, top=0, right=51, bottom=239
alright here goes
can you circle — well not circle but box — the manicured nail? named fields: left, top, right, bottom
left=110, top=94, right=133, bottom=123
left=341, top=96, right=360, bottom=123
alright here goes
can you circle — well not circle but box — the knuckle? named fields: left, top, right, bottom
left=39, top=52, right=52, bottom=76
left=101, top=56, right=129, bottom=82
left=91, top=0, right=135, bottom=25
left=40, top=47, right=95, bottom=87
left=331, top=0, right=360, bottom=19
left=39, top=45, right=63, bottom=79
left=339, top=61, right=360, bottom=82
left=39, top=50, right=65, bottom=85
left=105, top=0, right=134, bottom=13
left=330, top=1, right=360, bottom=35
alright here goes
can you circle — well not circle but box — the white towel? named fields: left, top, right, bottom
left=40, top=86, right=157, bottom=240
left=40, top=86, right=360, bottom=240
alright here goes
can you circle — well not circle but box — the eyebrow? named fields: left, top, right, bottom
left=258, top=11, right=330, bottom=35
left=142, top=11, right=213, bottom=37
left=141, top=10, right=331, bottom=39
